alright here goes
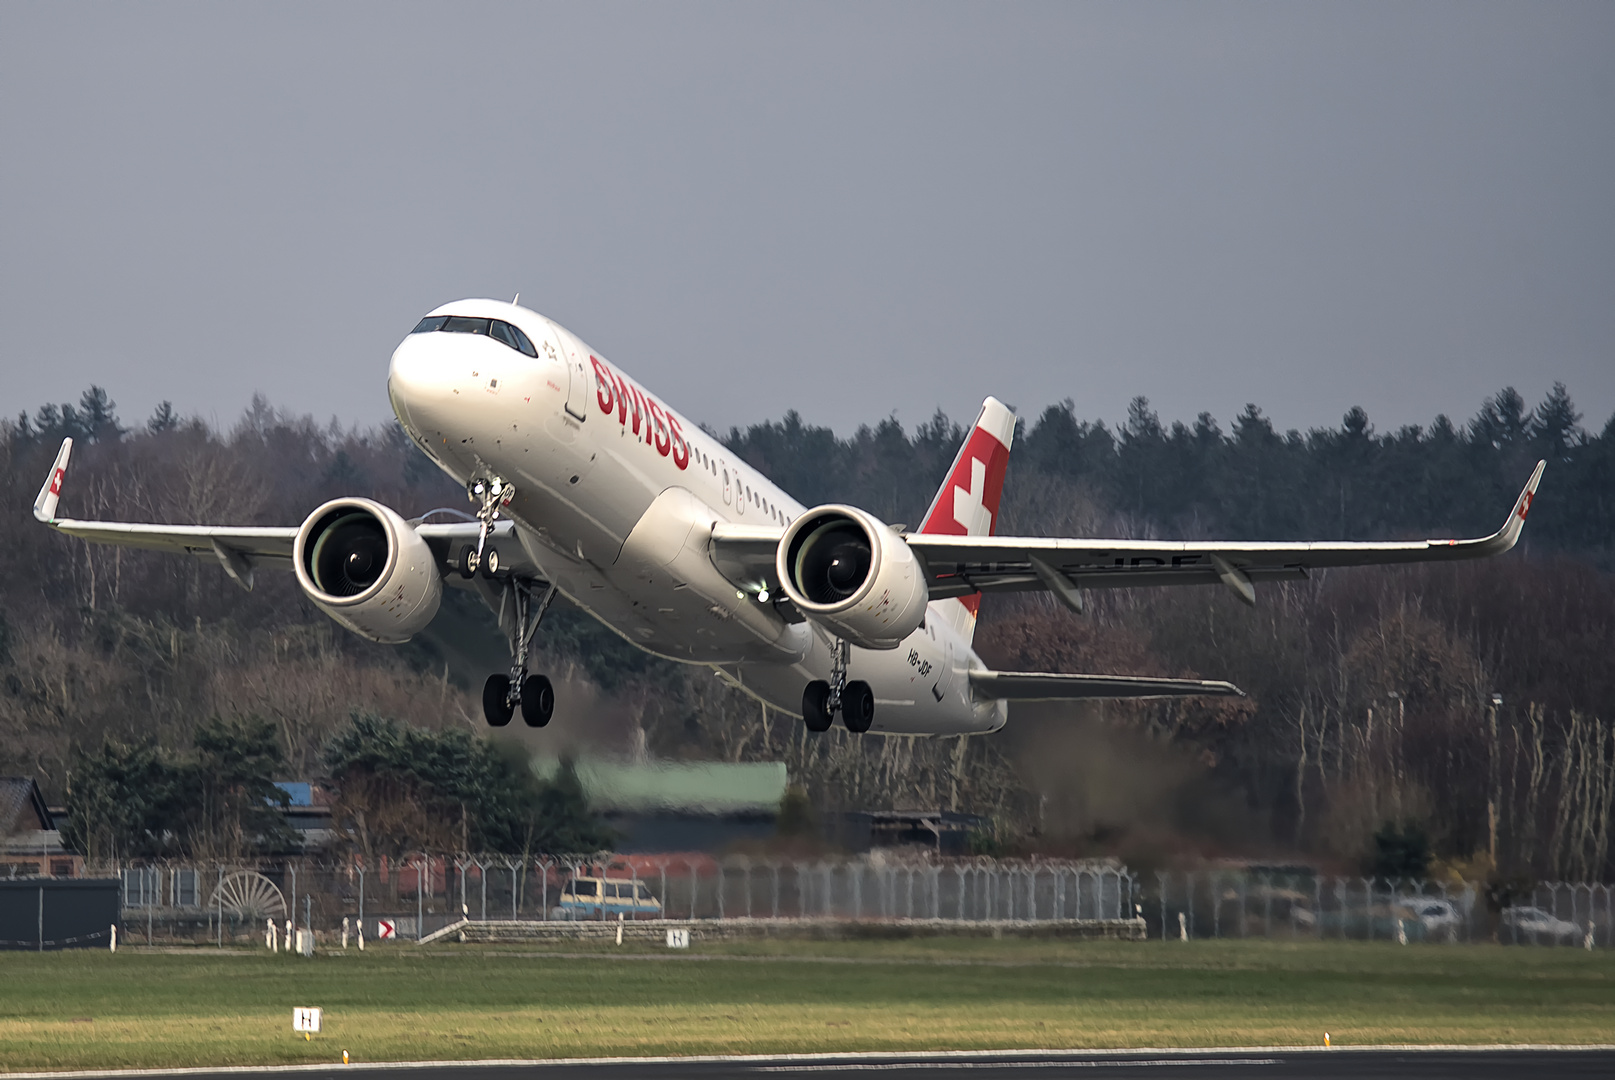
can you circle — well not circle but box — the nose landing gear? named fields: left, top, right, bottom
left=801, top=639, right=874, bottom=734
left=462, top=474, right=515, bottom=578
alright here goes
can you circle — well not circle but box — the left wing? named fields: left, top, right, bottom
left=32, top=437, right=507, bottom=589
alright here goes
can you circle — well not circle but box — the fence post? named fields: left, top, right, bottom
left=1262, top=873, right=1272, bottom=937
left=1156, top=872, right=1167, bottom=939
left=1237, top=874, right=1248, bottom=937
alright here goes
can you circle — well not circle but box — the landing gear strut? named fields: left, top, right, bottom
left=802, top=638, right=874, bottom=734
left=461, top=474, right=515, bottom=578
left=482, top=577, right=559, bottom=727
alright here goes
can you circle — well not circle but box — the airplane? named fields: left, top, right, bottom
left=32, top=299, right=1547, bottom=736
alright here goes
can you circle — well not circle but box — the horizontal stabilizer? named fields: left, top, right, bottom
left=969, top=670, right=1245, bottom=701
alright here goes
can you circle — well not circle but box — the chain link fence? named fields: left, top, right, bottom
left=91, top=855, right=1139, bottom=945
left=1149, top=869, right=1614, bottom=947
left=80, top=857, right=1615, bottom=949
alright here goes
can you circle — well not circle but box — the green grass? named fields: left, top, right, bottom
left=2, top=937, right=1612, bottom=1071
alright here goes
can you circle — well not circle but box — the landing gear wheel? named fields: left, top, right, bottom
left=458, top=545, right=478, bottom=579
left=480, top=546, right=501, bottom=578
left=842, top=680, right=875, bottom=733
left=482, top=674, right=514, bottom=726
left=520, top=675, right=555, bottom=727
left=802, top=681, right=833, bottom=732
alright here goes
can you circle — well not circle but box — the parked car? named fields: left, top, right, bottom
left=552, top=875, right=663, bottom=920
left=1399, top=898, right=1463, bottom=937
left=1501, top=905, right=1581, bottom=942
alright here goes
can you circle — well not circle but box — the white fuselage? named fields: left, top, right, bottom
left=386, top=300, right=1006, bottom=735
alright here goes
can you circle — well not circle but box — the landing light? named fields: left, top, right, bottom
left=758, top=589, right=770, bottom=603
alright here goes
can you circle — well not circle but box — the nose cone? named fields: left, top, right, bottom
left=388, top=335, right=459, bottom=434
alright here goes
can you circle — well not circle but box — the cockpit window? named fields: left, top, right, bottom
left=489, top=320, right=539, bottom=358
left=412, top=315, right=539, bottom=358
left=442, top=316, right=490, bottom=336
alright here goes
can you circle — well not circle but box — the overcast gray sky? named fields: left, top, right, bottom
left=3, top=2, right=1612, bottom=441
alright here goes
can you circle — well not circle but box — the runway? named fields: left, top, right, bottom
left=13, top=1047, right=1615, bottom=1080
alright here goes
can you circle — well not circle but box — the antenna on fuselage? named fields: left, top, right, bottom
left=512, top=293, right=520, bottom=306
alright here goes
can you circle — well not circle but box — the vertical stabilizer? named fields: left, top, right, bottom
left=917, top=398, right=1015, bottom=642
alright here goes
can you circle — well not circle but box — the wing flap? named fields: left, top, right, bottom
left=709, top=522, right=786, bottom=592
left=970, top=670, right=1245, bottom=701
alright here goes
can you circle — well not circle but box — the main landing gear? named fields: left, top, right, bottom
left=483, top=577, right=558, bottom=728
left=802, top=638, right=875, bottom=734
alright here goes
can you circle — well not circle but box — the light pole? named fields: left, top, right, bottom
left=1489, top=693, right=1504, bottom=866
left=1387, top=691, right=1405, bottom=821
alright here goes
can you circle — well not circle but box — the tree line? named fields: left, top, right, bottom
left=64, top=712, right=609, bottom=864
left=4, top=383, right=1613, bottom=878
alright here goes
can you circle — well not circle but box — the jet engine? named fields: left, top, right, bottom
left=776, top=505, right=928, bottom=650
left=293, top=498, right=442, bottom=643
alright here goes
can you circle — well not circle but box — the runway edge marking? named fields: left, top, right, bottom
left=8, top=1045, right=1615, bottom=1080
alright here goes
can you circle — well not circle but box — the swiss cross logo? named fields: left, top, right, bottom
left=922, top=428, right=1008, bottom=539
left=1518, top=490, right=1534, bottom=521
left=952, top=457, right=992, bottom=534
left=49, top=468, right=63, bottom=496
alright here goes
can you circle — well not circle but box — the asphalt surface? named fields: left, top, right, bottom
left=16, top=1049, right=1615, bottom=1080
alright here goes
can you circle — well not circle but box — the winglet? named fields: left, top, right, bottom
left=33, top=438, right=73, bottom=523
left=1481, top=459, right=1546, bottom=556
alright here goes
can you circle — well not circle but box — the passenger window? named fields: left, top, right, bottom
left=411, top=316, right=447, bottom=334
left=636, top=884, right=652, bottom=899
left=442, top=316, right=490, bottom=335
left=573, top=880, right=598, bottom=897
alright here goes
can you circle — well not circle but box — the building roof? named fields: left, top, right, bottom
left=534, top=758, right=788, bottom=816
left=0, top=778, right=52, bottom=835
left=274, top=781, right=314, bottom=807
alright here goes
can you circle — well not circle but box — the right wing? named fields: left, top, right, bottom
left=969, top=670, right=1245, bottom=701
left=907, top=460, right=1545, bottom=606
left=707, top=461, right=1545, bottom=610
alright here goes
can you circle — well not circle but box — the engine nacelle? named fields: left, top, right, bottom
left=776, top=505, right=928, bottom=650
left=292, top=498, right=442, bottom=644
